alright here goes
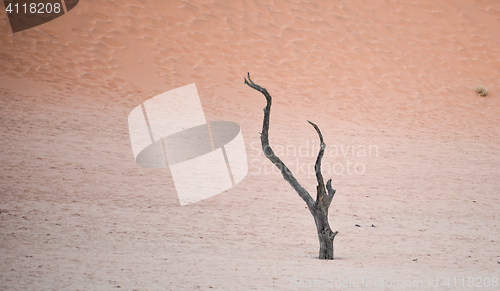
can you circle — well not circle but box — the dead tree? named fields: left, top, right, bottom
left=244, top=73, right=338, bottom=260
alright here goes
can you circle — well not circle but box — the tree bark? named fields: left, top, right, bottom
left=244, top=73, right=338, bottom=260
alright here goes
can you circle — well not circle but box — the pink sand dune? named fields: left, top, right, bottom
left=1, top=0, right=499, bottom=289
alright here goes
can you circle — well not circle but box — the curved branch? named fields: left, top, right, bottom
left=244, top=73, right=315, bottom=209
left=307, top=120, right=327, bottom=204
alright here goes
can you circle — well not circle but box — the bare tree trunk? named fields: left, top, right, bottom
left=244, top=73, right=338, bottom=260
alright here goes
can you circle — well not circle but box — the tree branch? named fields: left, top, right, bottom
left=307, top=120, right=328, bottom=205
left=244, top=73, right=315, bottom=210
left=326, top=179, right=336, bottom=206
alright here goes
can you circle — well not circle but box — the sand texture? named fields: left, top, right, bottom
left=1, top=0, right=499, bottom=289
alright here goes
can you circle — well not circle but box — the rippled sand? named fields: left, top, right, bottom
left=1, top=0, right=499, bottom=289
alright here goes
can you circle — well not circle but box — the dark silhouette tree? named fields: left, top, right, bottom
left=244, top=73, right=339, bottom=260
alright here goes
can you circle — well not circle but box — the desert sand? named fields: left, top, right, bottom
left=1, top=0, right=499, bottom=289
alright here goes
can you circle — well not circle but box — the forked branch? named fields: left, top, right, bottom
left=244, top=73, right=335, bottom=210
left=244, top=73, right=339, bottom=260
